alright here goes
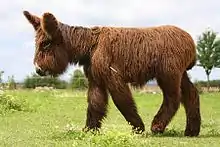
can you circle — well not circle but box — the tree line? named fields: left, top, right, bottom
left=0, top=69, right=88, bottom=90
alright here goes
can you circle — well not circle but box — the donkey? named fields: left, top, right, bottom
left=23, top=11, right=201, bottom=136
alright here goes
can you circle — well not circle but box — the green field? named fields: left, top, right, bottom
left=0, top=89, right=220, bottom=147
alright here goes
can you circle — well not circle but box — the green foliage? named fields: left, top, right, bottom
left=7, top=75, right=17, bottom=90
left=52, top=130, right=138, bottom=147
left=0, top=70, right=4, bottom=84
left=70, top=69, right=88, bottom=89
left=194, top=80, right=220, bottom=87
left=0, top=90, right=32, bottom=115
left=196, top=28, right=220, bottom=90
left=194, top=79, right=220, bottom=93
left=23, top=73, right=67, bottom=89
left=194, top=81, right=204, bottom=94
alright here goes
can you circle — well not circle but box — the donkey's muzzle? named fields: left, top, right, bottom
left=36, top=68, right=46, bottom=76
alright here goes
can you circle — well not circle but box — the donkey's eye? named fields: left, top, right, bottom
left=41, top=41, right=51, bottom=49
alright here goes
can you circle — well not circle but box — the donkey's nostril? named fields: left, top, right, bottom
left=36, top=68, right=46, bottom=76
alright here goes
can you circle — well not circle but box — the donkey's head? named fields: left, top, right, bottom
left=23, top=11, right=69, bottom=77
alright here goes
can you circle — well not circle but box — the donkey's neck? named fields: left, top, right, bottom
left=58, top=23, right=100, bottom=65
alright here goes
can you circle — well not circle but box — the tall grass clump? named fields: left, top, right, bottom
left=0, top=90, right=33, bottom=115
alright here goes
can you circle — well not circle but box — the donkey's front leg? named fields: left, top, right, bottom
left=106, top=72, right=145, bottom=134
left=83, top=80, right=108, bottom=132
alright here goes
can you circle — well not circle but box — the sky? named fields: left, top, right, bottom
left=0, top=0, right=220, bottom=82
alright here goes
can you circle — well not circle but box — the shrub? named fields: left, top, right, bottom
left=0, top=71, right=4, bottom=89
left=194, top=79, right=220, bottom=93
left=194, top=80, right=220, bottom=88
left=6, top=75, right=17, bottom=90
left=0, top=71, right=4, bottom=83
left=70, top=69, right=88, bottom=90
left=0, top=90, right=32, bottom=115
left=194, top=82, right=204, bottom=94
left=23, top=73, right=67, bottom=89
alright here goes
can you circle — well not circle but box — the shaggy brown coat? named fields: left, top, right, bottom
left=23, top=11, right=201, bottom=137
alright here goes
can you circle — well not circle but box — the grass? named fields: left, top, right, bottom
left=0, top=91, right=33, bottom=115
left=0, top=89, right=220, bottom=146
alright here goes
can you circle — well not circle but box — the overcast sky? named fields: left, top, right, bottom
left=0, top=0, right=220, bottom=82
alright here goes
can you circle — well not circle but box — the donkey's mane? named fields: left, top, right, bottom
left=58, top=23, right=101, bottom=65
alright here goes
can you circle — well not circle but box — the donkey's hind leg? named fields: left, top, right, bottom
left=181, top=71, right=201, bottom=136
left=151, top=73, right=181, bottom=134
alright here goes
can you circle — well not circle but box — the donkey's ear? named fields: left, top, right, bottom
left=41, top=12, right=61, bottom=39
left=23, top=11, right=40, bottom=30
